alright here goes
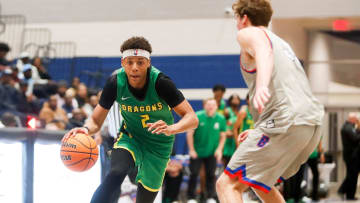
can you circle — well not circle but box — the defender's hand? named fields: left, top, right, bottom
left=62, top=127, right=89, bottom=143
left=253, top=86, right=271, bottom=114
left=147, top=120, right=173, bottom=136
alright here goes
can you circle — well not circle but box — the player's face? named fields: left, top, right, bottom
left=122, top=56, right=150, bottom=89
left=204, top=99, right=218, bottom=117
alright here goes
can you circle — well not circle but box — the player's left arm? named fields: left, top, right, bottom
left=237, top=27, right=274, bottom=113
left=147, top=74, right=198, bottom=135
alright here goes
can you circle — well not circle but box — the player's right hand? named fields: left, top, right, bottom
left=237, top=130, right=249, bottom=145
left=62, top=127, right=89, bottom=143
left=189, top=150, right=198, bottom=159
left=253, top=86, right=271, bottom=114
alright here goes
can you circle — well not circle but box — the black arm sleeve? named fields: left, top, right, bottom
left=155, top=73, right=185, bottom=108
left=99, top=74, right=117, bottom=110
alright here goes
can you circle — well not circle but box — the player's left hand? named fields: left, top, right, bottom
left=214, top=148, right=223, bottom=163
left=147, top=120, right=173, bottom=136
left=253, top=86, right=271, bottom=114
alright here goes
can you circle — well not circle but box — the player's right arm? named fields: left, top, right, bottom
left=63, top=75, right=116, bottom=141
left=186, top=129, right=198, bottom=159
left=237, top=27, right=273, bottom=113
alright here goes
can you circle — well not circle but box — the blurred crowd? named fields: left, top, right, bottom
left=0, top=42, right=100, bottom=130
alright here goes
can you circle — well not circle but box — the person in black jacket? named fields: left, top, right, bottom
left=338, top=112, right=360, bottom=200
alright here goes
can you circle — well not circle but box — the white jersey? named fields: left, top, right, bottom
left=105, top=101, right=122, bottom=138
left=240, top=28, right=324, bottom=134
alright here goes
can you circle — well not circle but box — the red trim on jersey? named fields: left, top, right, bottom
left=240, top=54, right=256, bottom=74
left=261, top=29, right=273, bottom=49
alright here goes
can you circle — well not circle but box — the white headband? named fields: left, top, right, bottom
left=122, top=49, right=150, bottom=59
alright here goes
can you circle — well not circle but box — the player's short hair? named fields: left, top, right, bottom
left=120, top=36, right=152, bottom=54
left=212, top=84, right=226, bottom=92
left=232, top=0, right=273, bottom=27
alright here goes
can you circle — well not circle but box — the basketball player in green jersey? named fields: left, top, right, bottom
left=216, top=0, right=324, bottom=202
left=63, top=37, right=198, bottom=203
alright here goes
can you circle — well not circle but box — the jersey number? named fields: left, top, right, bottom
left=140, top=114, right=150, bottom=128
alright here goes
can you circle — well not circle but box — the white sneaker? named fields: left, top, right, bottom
left=187, top=199, right=197, bottom=203
left=206, top=198, right=217, bottom=203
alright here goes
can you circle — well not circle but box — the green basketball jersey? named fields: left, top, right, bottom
left=116, top=66, right=174, bottom=154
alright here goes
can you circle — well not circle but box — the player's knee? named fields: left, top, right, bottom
left=216, top=174, right=229, bottom=191
left=109, top=167, right=128, bottom=179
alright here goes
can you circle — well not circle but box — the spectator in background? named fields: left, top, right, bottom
left=75, top=83, right=88, bottom=108
left=338, top=112, right=360, bottom=200
left=83, top=94, right=99, bottom=118
left=0, top=42, right=11, bottom=67
left=22, top=64, right=35, bottom=97
left=222, top=94, right=241, bottom=166
left=17, top=52, right=47, bottom=85
left=71, top=77, right=80, bottom=90
left=0, top=112, right=18, bottom=127
left=0, top=68, right=20, bottom=113
left=62, top=91, right=76, bottom=118
left=66, top=108, right=86, bottom=129
left=0, top=68, right=16, bottom=88
left=16, top=80, right=41, bottom=115
left=39, top=94, right=68, bottom=130
left=32, top=57, right=52, bottom=80
left=10, top=66, right=20, bottom=89
left=186, top=98, right=227, bottom=203
left=18, top=52, right=56, bottom=98
left=212, top=84, right=226, bottom=115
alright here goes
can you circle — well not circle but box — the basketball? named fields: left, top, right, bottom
left=60, top=133, right=99, bottom=172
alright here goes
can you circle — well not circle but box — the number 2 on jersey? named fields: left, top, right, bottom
left=140, top=114, right=150, bottom=128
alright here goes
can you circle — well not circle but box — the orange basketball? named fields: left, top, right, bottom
left=60, top=133, right=99, bottom=172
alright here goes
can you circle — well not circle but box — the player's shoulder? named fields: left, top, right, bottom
left=237, top=27, right=268, bottom=41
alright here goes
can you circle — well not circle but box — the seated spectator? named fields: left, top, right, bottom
left=82, top=94, right=98, bottom=118
left=1, top=67, right=17, bottom=88
left=75, top=83, right=88, bottom=108
left=0, top=69, right=20, bottom=112
left=16, top=80, right=41, bottom=115
left=66, top=108, right=86, bottom=129
left=32, top=57, right=52, bottom=80
left=0, top=112, right=18, bottom=127
left=39, top=94, right=68, bottom=130
left=62, top=91, right=76, bottom=118
left=0, top=42, right=11, bottom=67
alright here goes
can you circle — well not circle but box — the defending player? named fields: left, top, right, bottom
left=216, top=1, right=324, bottom=202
